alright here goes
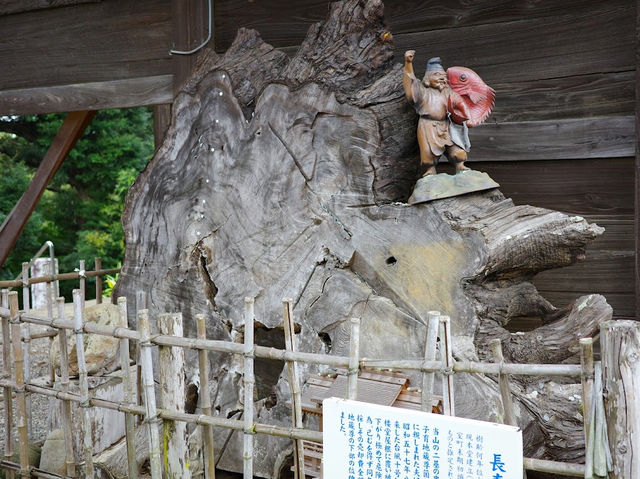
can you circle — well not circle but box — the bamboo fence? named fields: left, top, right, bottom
left=0, top=262, right=622, bottom=479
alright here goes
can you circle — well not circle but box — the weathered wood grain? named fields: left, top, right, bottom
left=601, top=321, right=640, bottom=477
left=0, top=0, right=100, bottom=16
left=0, top=75, right=173, bottom=115
left=0, top=0, right=172, bottom=90
left=115, top=3, right=614, bottom=473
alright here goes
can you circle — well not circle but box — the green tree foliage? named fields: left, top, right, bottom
left=0, top=108, right=153, bottom=297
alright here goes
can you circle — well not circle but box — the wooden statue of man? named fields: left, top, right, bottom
left=403, top=52, right=472, bottom=176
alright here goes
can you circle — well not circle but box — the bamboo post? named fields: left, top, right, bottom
left=158, top=313, right=190, bottom=478
left=421, top=311, right=440, bottom=412
left=21, top=321, right=31, bottom=440
left=243, top=297, right=255, bottom=479
left=117, top=297, right=137, bottom=479
left=21, top=262, right=29, bottom=313
left=601, top=320, right=640, bottom=478
left=196, top=314, right=216, bottom=479
left=347, top=317, right=360, bottom=401
left=78, top=260, right=86, bottom=308
left=46, top=271, right=55, bottom=385
left=490, top=339, right=517, bottom=427
left=95, top=258, right=102, bottom=305
left=9, top=292, right=29, bottom=478
left=135, top=291, right=147, bottom=414
left=56, top=298, right=76, bottom=477
left=1, top=289, right=14, bottom=479
left=439, top=315, right=455, bottom=416
left=137, top=309, right=162, bottom=478
left=73, top=289, right=94, bottom=478
left=580, top=338, right=594, bottom=479
left=282, top=299, right=305, bottom=479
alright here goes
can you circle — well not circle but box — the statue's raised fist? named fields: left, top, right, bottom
left=405, top=50, right=415, bottom=62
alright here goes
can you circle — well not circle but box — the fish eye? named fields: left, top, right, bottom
left=460, top=74, right=467, bottom=81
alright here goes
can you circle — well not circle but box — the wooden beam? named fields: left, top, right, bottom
left=172, top=0, right=209, bottom=93
left=153, top=103, right=172, bottom=151
left=636, top=0, right=640, bottom=318
left=0, top=75, right=173, bottom=115
left=0, top=110, right=96, bottom=269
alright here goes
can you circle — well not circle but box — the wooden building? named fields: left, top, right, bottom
left=0, top=0, right=637, bottom=318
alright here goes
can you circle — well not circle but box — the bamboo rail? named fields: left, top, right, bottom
left=0, top=268, right=121, bottom=289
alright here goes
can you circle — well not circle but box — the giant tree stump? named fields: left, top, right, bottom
left=114, top=1, right=612, bottom=476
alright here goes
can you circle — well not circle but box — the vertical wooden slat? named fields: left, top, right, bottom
left=282, top=298, right=305, bottom=479
left=95, top=258, right=102, bottom=305
left=421, top=311, right=440, bottom=412
left=347, top=317, right=360, bottom=400
left=57, top=297, right=76, bottom=477
left=158, top=313, right=190, bottom=478
left=20, top=323, right=31, bottom=441
left=9, top=293, right=28, bottom=478
left=601, top=321, right=640, bottom=478
left=171, top=0, right=208, bottom=93
left=439, top=315, right=455, bottom=416
left=138, top=309, right=162, bottom=478
left=46, top=272, right=56, bottom=385
left=1, top=289, right=14, bottom=479
left=243, top=297, right=255, bottom=479
left=117, top=297, right=137, bottom=479
left=135, top=291, right=147, bottom=418
left=73, top=289, right=94, bottom=478
left=196, top=314, right=216, bottom=479
left=0, top=111, right=96, bottom=268
left=580, top=338, right=595, bottom=479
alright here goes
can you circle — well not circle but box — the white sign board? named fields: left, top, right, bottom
left=323, top=398, right=523, bottom=479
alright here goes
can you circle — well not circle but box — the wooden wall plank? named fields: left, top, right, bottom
left=0, top=75, right=173, bottom=115
left=0, top=0, right=100, bottom=16
left=468, top=158, right=635, bottom=216
left=213, top=0, right=629, bottom=52
left=635, top=0, right=639, bottom=318
left=0, top=0, right=172, bottom=90
left=468, top=116, right=635, bottom=162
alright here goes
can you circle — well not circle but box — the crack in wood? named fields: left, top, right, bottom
left=268, top=121, right=311, bottom=182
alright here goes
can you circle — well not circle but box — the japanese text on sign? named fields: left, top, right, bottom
left=323, top=398, right=523, bottom=479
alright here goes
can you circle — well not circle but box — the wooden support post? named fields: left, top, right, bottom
left=282, top=299, right=305, bottom=479
left=117, top=297, right=137, bottom=479
left=9, top=292, right=29, bottom=478
left=158, top=313, right=190, bottom=478
left=196, top=314, right=216, bottom=479
left=138, top=309, right=162, bottom=478
left=421, top=311, right=440, bottom=412
left=95, top=258, right=102, bottom=304
left=56, top=298, right=76, bottom=477
left=73, top=290, right=94, bottom=479
left=1, top=289, right=14, bottom=479
left=347, top=317, right=361, bottom=401
left=490, top=339, right=517, bottom=427
left=601, top=320, right=640, bottom=478
left=243, top=297, right=255, bottom=479
left=0, top=111, right=96, bottom=268
left=79, top=260, right=86, bottom=308
left=580, top=338, right=595, bottom=479
left=439, top=315, right=455, bottom=416
left=135, top=291, right=147, bottom=413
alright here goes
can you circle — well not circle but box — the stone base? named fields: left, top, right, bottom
left=408, top=170, right=500, bottom=205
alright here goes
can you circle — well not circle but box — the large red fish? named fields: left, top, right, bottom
left=446, top=66, right=495, bottom=127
